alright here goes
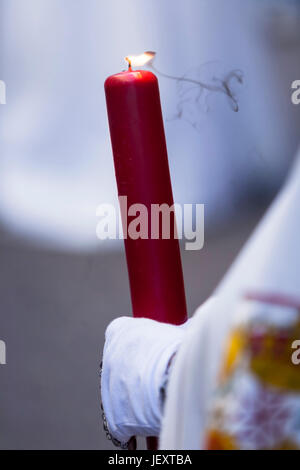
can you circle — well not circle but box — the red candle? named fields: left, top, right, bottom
left=105, top=58, right=187, bottom=325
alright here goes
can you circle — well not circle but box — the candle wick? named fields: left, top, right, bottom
left=125, top=56, right=132, bottom=71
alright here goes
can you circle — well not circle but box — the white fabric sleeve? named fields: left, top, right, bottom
left=159, top=297, right=223, bottom=449
left=160, top=152, right=300, bottom=449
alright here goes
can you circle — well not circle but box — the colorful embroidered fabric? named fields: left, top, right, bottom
left=205, top=293, right=300, bottom=450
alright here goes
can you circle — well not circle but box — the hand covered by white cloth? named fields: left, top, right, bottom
left=101, top=316, right=191, bottom=444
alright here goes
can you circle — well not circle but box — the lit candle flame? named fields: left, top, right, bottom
left=125, top=51, right=156, bottom=69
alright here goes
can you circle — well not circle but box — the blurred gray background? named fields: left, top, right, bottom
left=0, top=0, right=300, bottom=449
left=0, top=210, right=265, bottom=449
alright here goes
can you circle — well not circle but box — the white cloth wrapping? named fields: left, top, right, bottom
left=101, top=316, right=189, bottom=443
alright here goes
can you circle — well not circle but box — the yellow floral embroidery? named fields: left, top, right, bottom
left=204, top=298, right=300, bottom=450
left=205, top=429, right=237, bottom=450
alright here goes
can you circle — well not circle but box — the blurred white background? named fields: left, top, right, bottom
left=1, top=0, right=300, bottom=250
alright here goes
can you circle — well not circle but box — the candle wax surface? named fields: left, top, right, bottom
left=105, top=69, right=187, bottom=325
